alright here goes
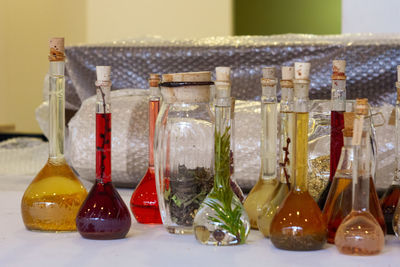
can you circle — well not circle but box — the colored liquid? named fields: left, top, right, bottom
left=243, top=179, right=278, bottom=229
left=270, top=190, right=327, bottom=250
left=130, top=99, right=162, bottom=224
left=270, top=113, right=327, bottom=251
left=76, top=113, right=131, bottom=239
left=257, top=181, right=289, bottom=237
left=380, top=184, right=400, bottom=235
left=21, top=159, right=87, bottom=231
left=318, top=111, right=344, bottom=210
left=323, top=177, right=386, bottom=243
left=130, top=167, right=162, bottom=224
left=335, top=211, right=384, bottom=255
left=76, top=181, right=131, bottom=239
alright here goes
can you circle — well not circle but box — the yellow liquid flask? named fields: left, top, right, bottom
left=21, top=38, right=87, bottom=231
left=244, top=67, right=279, bottom=229
left=270, top=63, right=327, bottom=251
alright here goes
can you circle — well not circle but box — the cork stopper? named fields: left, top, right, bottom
left=332, top=60, right=346, bottom=80
left=149, top=73, right=161, bottom=87
left=355, top=98, right=369, bottom=115
left=216, top=67, right=231, bottom=83
left=49, top=37, right=65, bottom=61
left=96, top=66, right=111, bottom=81
left=162, top=71, right=211, bottom=83
left=262, top=67, right=276, bottom=79
left=294, top=62, right=310, bottom=81
left=282, top=66, right=294, bottom=80
left=343, top=112, right=355, bottom=137
left=261, top=67, right=277, bottom=87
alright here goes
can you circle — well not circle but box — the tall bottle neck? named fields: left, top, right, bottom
left=395, top=91, right=400, bottom=184
left=352, top=114, right=371, bottom=212
left=280, top=86, right=294, bottom=112
left=96, top=82, right=111, bottom=113
left=260, top=83, right=277, bottom=181
left=293, top=82, right=309, bottom=113
left=148, top=88, right=161, bottom=167
left=214, top=96, right=231, bottom=190
left=48, top=61, right=65, bottom=160
left=331, top=79, right=346, bottom=111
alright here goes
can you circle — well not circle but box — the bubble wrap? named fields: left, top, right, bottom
left=67, top=89, right=149, bottom=186
left=65, top=34, right=400, bottom=111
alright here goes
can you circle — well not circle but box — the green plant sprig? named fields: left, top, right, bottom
left=205, top=126, right=246, bottom=244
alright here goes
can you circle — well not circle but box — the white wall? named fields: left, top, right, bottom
left=86, top=0, right=232, bottom=43
left=0, top=0, right=232, bottom=133
left=342, top=0, right=400, bottom=33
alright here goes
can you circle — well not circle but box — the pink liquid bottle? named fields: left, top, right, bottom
left=76, top=66, right=131, bottom=239
left=318, top=60, right=346, bottom=210
left=130, top=74, right=162, bottom=224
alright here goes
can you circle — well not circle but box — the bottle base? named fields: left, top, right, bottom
left=194, top=226, right=243, bottom=246
left=336, top=246, right=381, bottom=256
left=131, top=205, right=162, bottom=224
left=78, top=231, right=129, bottom=240
left=270, top=233, right=326, bottom=251
left=166, top=226, right=193, bottom=234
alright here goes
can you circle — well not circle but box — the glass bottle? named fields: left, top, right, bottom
left=21, top=38, right=87, bottom=231
left=130, top=74, right=162, bottom=224
left=318, top=60, right=346, bottom=210
left=323, top=112, right=386, bottom=243
left=335, top=99, right=384, bottom=255
left=155, top=71, right=214, bottom=234
left=244, top=67, right=279, bottom=229
left=194, top=67, right=250, bottom=245
left=76, top=66, right=131, bottom=239
left=258, top=66, right=294, bottom=237
left=270, top=62, right=327, bottom=251
left=382, top=68, right=400, bottom=235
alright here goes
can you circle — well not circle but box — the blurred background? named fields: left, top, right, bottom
left=0, top=0, right=399, bottom=134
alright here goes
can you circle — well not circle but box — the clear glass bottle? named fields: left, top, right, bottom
left=323, top=112, right=386, bottom=243
left=130, top=74, right=162, bottom=224
left=155, top=72, right=215, bottom=234
left=318, top=60, right=346, bottom=210
left=21, top=38, right=87, bottom=231
left=270, top=62, right=327, bottom=251
left=194, top=67, right=250, bottom=245
left=244, top=67, right=279, bottom=229
left=76, top=66, right=131, bottom=239
left=335, top=99, right=384, bottom=255
left=382, top=68, right=400, bottom=235
left=258, top=66, right=293, bottom=237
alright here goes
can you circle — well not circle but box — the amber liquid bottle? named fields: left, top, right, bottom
left=21, top=38, right=87, bottom=231
left=130, top=74, right=162, bottom=224
left=381, top=76, right=400, bottom=235
left=270, top=62, right=327, bottom=251
left=323, top=112, right=385, bottom=243
left=244, top=67, right=279, bottom=229
left=258, top=66, right=293, bottom=237
left=335, top=99, right=384, bottom=255
left=318, top=60, right=346, bottom=210
left=76, top=66, right=131, bottom=239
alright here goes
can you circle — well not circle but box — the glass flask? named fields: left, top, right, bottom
left=335, top=99, right=384, bottom=255
left=194, top=67, right=250, bottom=245
left=323, top=112, right=386, bottom=243
left=244, top=67, right=279, bottom=229
left=382, top=71, right=400, bottom=235
left=270, top=62, right=327, bottom=251
left=318, top=60, right=346, bottom=210
left=130, top=74, right=162, bottom=224
left=21, top=38, right=87, bottom=231
left=155, top=72, right=214, bottom=234
left=76, top=66, right=131, bottom=239
left=258, top=66, right=294, bottom=237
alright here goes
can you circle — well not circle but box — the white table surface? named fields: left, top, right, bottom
left=1, top=174, right=399, bottom=267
